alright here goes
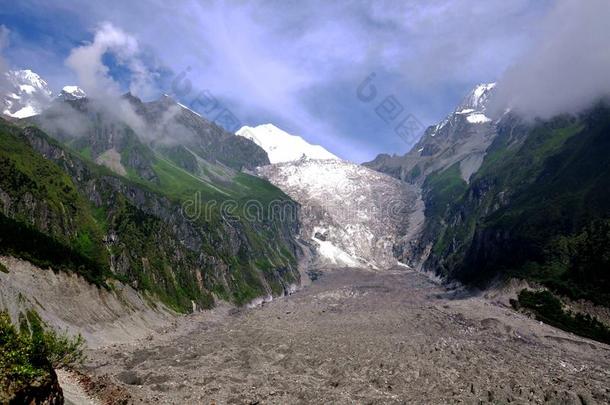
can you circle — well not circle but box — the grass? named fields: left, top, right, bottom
left=0, top=214, right=107, bottom=286
left=79, top=145, right=92, bottom=160
left=151, top=153, right=229, bottom=201
left=423, top=162, right=468, bottom=220
left=19, top=310, right=86, bottom=369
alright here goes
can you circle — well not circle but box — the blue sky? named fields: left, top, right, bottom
left=0, top=0, right=555, bottom=162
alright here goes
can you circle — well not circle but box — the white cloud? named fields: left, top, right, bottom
left=490, top=0, right=610, bottom=119
left=6, top=0, right=557, bottom=160
left=65, top=22, right=156, bottom=99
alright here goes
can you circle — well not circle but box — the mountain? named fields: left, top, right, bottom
left=1, top=89, right=304, bottom=312
left=365, top=79, right=610, bottom=342
left=237, top=123, right=339, bottom=163
left=419, top=104, right=610, bottom=305
left=257, top=158, right=421, bottom=269
left=365, top=83, right=498, bottom=184
left=131, top=95, right=271, bottom=170
left=57, top=85, right=86, bottom=101
left=1, top=69, right=53, bottom=118
left=32, top=92, right=270, bottom=178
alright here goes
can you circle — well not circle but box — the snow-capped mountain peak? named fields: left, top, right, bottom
left=458, top=82, right=496, bottom=112
left=437, top=82, right=497, bottom=127
left=236, top=123, right=339, bottom=164
left=12, top=69, right=49, bottom=92
left=2, top=69, right=53, bottom=118
left=58, top=85, right=86, bottom=101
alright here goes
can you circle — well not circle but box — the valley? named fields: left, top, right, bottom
left=78, top=267, right=610, bottom=404
left=2, top=4, right=610, bottom=400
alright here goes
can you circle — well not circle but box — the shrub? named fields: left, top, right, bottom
left=1, top=309, right=86, bottom=392
left=0, top=311, right=45, bottom=386
left=516, top=290, right=610, bottom=344
left=22, top=310, right=86, bottom=369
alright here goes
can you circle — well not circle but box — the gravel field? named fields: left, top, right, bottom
left=82, top=267, right=610, bottom=404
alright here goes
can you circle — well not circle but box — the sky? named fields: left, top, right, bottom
left=1, top=0, right=604, bottom=163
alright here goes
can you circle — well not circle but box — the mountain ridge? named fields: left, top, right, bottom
left=364, top=82, right=498, bottom=185
left=0, top=79, right=305, bottom=312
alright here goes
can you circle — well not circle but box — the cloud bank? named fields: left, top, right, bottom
left=3, top=0, right=556, bottom=160
left=490, top=0, right=610, bottom=119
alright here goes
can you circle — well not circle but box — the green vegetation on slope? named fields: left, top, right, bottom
left=423, top=104, right=610, bottom=309
left=0, top=214, right=107, bottom=286
left=513, top=290, right=610, bottom=344
left=0, top=310, right=85, bottom=403
left=0, top=121, right=108, bottom=285
left=0, top=117, right=299, bottom=312
left=423, top=162, right=468, bottom=220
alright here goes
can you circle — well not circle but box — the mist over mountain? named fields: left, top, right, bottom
left=489, top=0, right=610, bottom=120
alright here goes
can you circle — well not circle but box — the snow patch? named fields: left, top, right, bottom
left=59, top=86, right=87, bottom=100
left=396, top=261, right=412, bottom=269
left=313, top=236, right=361, bottom=267
left=8, top=105, right=38, bottom=119
left=458, top=82, right=496, bottom=112
left=237, top=124, right=339, bottom=164
left=177, top=102, right=202, bottom=118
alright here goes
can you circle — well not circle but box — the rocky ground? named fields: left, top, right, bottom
left=76, top=267, right=610, bottom=404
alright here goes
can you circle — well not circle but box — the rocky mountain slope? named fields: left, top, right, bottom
left=237, top=123, right=339, bottom=163
left=35, top=92, right=269, bottom=175
left=257, top=158, right=421, bottom=269
left=0, top=90, right=303, bottom=312
left=364, top=83, right=503, bottom=267
left=420, top=104, right=610, bottom=299
left=366, top=79, right=610, bottom=342
left=85, top=267, right=610, bottom=404
left=365, top=83, right=498, bottom=184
